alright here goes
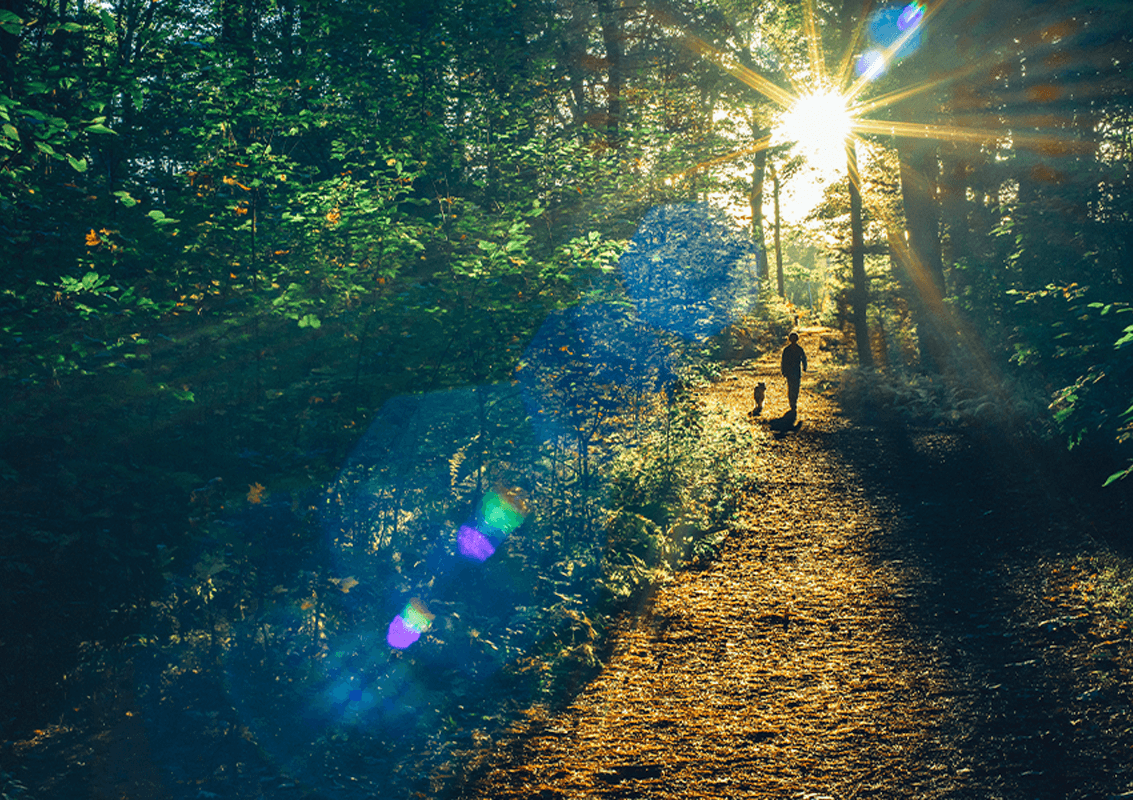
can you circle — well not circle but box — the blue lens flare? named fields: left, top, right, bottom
left=860, top=1, right=925, bottom=83
left=618, top=202, right=761, bottom=340
left=517, top=301, right=678, bottom=449
left=898, top=2, right=925, bottom=31
left=856, top=49, right=888, bottom=80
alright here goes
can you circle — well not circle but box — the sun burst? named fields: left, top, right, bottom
left=775, top=87, right=856, bottom=180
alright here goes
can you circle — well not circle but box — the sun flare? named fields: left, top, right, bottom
left=775, top=88, right=856, bottom=180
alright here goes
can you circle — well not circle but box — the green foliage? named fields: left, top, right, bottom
left=834, top=365, right=1044, bottom=432
left=1006, top=286, right=1133, bottom=483
left=602, top=397, right=754, bottom=592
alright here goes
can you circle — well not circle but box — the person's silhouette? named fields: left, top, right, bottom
left=780, top=332, right=808, bottom=414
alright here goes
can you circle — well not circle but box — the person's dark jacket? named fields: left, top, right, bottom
left=781, top=342, right=807, bottom=378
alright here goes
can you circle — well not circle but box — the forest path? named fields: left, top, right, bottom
left=462, top=328, right=1132, bottom=799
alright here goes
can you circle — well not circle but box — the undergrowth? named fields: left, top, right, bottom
left=106, top=367, right=763, bottom=797
left=833, top=365, right=1047, bottom=434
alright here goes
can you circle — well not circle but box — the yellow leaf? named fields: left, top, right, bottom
left=326, top=208, right=341, bottom=225
left=247, top=482, right=266, bottom=504
left=85, top=229, right=101, bottom=246
left=330, top=576, right=359, bottom=593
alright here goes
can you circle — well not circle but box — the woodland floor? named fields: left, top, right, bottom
left=6, top=328, right=1133, bottom=799
left=458, top=328, right=1133, bottom=800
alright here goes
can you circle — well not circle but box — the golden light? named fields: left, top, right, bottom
left=775, top=87, right=856, bottom=181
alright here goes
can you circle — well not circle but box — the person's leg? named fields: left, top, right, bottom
left=787, top=376, right=800, bottom=411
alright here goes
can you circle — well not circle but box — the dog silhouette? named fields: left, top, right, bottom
left=749, top=382, right=766, bottom=416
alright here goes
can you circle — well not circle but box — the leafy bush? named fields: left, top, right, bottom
left=602, top=395, right=756, bottom=592
left=834, top=365, right=1045, bottom=432
left=1008, top=286, right=1133, bottom=485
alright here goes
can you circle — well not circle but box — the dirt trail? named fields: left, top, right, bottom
left=463, top=328, right=1133, bottom=799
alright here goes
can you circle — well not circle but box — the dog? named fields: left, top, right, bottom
left=750, top=382, right=766, bottom=416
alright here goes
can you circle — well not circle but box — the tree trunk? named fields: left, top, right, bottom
left=847, top=142, right=873, bottom=367
left=896, top=135, right=950, bottom=372
left=596, top=0, right=624, bottom=146
left=770, top=161, right=784, bottom=298
left=750, top=123, right=771, bottom=257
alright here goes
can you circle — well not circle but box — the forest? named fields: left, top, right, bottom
left=1, top=0, right=1131, bottom=797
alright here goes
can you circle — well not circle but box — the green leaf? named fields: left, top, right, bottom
left=113, top=190, right=138, bottom=207
left=68, top=155, right=88, bottom=172
left=147, top=209, right=166, bottom=220
left=1, top=123, right=17, bottom=140
left=1103, top=464, right=1131, bottom=487
left=0, top=10, right=21, bottom=35
left=86, top=123, right=116, bottom=135
left=298, top=314, right=322, bottom=329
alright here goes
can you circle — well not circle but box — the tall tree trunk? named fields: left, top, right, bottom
left=750, top=150, right=766, bottom=248
left=939, top=143, right=972, bottom=268
left=896, top=135, right=950, bottom=371
left=596, top=0, right=624, bottom=146
left=750, top=123, right=770, bottom=258
left=847, top=141, right=873, bottom=367
left=770, top=161, right=784, bottom=298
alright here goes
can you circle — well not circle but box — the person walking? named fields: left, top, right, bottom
left=780, top=332, right=808, bottom=414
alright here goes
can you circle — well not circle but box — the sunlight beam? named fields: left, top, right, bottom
left=848, top=71, right=966, bottom=118
left=802, top=0, right=828, bottom=87
left=835, top=9, right=873, bottom=91
left=852, top=118, right=1095, bottom=153
left=665, top=136, right=775, bottom=182
left=680, top=32, right=797, bottom=109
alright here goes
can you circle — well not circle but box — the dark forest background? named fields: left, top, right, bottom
left=1, top=0, right=1131, bottom=791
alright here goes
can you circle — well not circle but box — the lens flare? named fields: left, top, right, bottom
left=867, top=2, right=924, bottom=62
left=615, top=204, right=761, bottom=341
left=387, top=597, right=434, bottom=649
left=457, top=492, right=526, bottom=561
left=898, top=3, right=925, bottom=32
left=458, top=524, right=496, bottom=562
left=480, top=491, right=525, bottom=536
left=856, top=50, right=888, bottom=81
